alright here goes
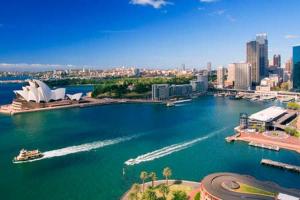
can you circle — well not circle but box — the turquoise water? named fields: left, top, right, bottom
left=0, top=84, right=300, bottom=200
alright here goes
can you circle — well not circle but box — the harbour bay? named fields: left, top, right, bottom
left=0, top=84, right=300, bottom=200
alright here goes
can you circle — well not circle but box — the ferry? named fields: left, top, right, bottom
left=166, top=102, right=175, bottom=107
left=173, top=99, right=192, bottom=104
left=13, top=149, right=44, bottom=163
left=166, top=99, right=192, bottom=107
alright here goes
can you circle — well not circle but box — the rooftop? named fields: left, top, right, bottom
left=249, top=106, right=287, bottom=122
left=201, top=173, right=300, bottom=200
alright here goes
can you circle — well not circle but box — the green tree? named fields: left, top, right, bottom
left=163, top=167, right=172, bottom=185
left=194, top=192, right=201, bottom=200
left=287, top=102, right=300, bottom=110
left=171, top=190, right=188, bottom=200
left=149, top=172, right=157, bottom=188
left=280, top=82, right=289, bottom=91
left=129, top=192, right=137, bottom=200
left=159, top=184, right=170, bottom=200
left=140, top=171, right=148, bottom=192
left=258, top=126, right=265, bottom=133
left=252, top=124, right=257, bottom=131
left=285, top=127, right=299, bottom=136
left=142, top=189, right=158, bottom=200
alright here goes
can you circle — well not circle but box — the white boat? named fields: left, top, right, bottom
left=173, top=99, right=192, bottom=104
left=166, top=102, right=175, bottom=107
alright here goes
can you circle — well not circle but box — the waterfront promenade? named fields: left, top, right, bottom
left=228, top=131, right=300, bottom=153
left=0, top=97, right=162, bottom=115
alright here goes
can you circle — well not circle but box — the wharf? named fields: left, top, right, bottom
left=225, top=133, right=240, bottom=142
left=0, top=97, right=162, bottom=115
left=261, top=159, right=300, bottom=173
left=249, top=142, right=280, bottom=151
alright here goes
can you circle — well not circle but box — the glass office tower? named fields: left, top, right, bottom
left=293, top=46, right=300, bottom=91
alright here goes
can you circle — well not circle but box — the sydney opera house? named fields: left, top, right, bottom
left=12, top=79, right=83, bottom=110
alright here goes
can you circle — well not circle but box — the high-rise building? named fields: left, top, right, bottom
left=152, top=84, right=169, bottom=100
left=293, top=45, right=300, bottom=90
left=217, top=67, right=225, bottom=88
left=197, top=75, right=208, bottom=91
left=273, top=54, right=281, bottom=67
left=169, top=84, right=193, bottom=97
left=227, top=63, right=236, bottom=85
left=256, top=33, right=268, bottom=79
left=207, top=62, right=212, bottom=72
left=231, top=63, right=252, bottom=90
left=247, top=41, right=259, bottom=84
left=285, top=58, right=292, bottom=73
left=247, top=33, right=268, bottom=85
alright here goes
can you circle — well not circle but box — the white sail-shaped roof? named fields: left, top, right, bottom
left=66, top=93, right=83, bottom=101
left=14, top=79, right=66, bottom=103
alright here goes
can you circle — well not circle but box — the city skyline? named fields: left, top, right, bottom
left=0, top=0, right=300, bottom=70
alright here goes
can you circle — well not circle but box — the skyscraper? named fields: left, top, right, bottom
left=227, top=63, right=236, bottom=86
left=285, top=58, right=292, bottom=73
left=217, top=67, right=225, bottom=88
left=247, top=41, right=259, bottom=85
left=273, top=54, right=281, bottom=67
left=256, top=33, right=268, bottom=79
left=230, top=63, right=252, bottom=90
left=246, top=33, right=268, bottom=85
left=197, top=75, right=208, bottom=91
left=207, top=62, right=212, bottom=72
left=293, top=45, right=300, bottom=90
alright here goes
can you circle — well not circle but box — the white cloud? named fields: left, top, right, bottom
left=209, top=9, right=236, bottom=22
left=226, top=14, right=236, bottom=22
left=285, top=34, right=299, bottom=39
left=200, top=0, right=219, bottom=3
left=130, top=0, right=172, bottom=9
left=210, top=9, right=226, bottom=16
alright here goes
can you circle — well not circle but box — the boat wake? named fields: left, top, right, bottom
left=175, top=104, right=188, bottom=107
left=125, top=128, right=228, bottom=166
left=16, top=135, right=138, bottom=163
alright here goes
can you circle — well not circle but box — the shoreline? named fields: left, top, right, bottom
left=0, top=97, right=162, bottom=115
left=226, top=131, right=300, bottom=154
left=121, top=180, right=200, bottom=200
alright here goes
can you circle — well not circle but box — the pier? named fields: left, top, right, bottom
left=261, top=159, right=300, bottom=173
left=225, top=133, right=240, bottom=142
left=249, top=142, right=280, bottom=151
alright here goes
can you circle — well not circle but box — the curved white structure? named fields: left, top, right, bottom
left=66, top=93, right=83, bottom=101
left=14, top=80, right=66, bottom=103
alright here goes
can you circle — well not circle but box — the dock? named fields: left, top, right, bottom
left=249, top=142, right=280, bottom=151
left=261, top=159, right=300, bottom=173
left=225, top=133, right=240, bottom=142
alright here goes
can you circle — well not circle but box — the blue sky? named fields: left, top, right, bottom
left=0, top=0, right=300, bottom=70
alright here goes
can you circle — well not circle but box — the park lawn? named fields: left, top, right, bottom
left=234, top=183, right=276, bottom=197
left=155, top=184, right=192, bottom=200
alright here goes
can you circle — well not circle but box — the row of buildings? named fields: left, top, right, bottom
left=216, top=33, right=300, bottom=92
left=152, top=75, right=208, bottom=100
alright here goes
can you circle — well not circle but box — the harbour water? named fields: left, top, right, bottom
left=0, top=83, right=300, bottom=200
